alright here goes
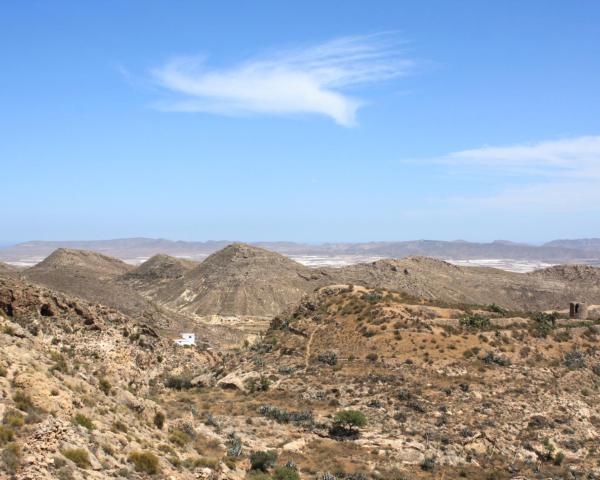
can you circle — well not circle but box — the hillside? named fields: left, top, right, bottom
left=120, top=254, right=198, bottom=296
left=0, top=262, right=18, bottom=275
left=0, top=275, right=216, bottom=479
left=154, top=243, right=335, bottom=318
left=21, top=249, right=176, bottom=328
left=336, top=256, right=600, bottom=311
left=194, top=285, right=600, bottom=479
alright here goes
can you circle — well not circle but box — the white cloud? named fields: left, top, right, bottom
left=445, top=135, right=600, bottom=178
left=434, top=135, right=600, bottom=213
left=150, top=33, right=412, bottom=126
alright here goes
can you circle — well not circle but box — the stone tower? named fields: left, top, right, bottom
left=569, top=302, right=588, bottom=320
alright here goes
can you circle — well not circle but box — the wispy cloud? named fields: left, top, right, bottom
left=432, top=135, right=600, bottom=213
left=150, top=33, right=412, bottom=126
left=444, top=135, right=600, bottom=178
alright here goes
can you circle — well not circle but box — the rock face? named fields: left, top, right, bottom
left=154, top=243, right=335, bottom=317
left=0, top=275, right=214, bottom=479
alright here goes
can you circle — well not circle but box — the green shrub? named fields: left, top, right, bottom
left=73, top=413, right=94, bottom=430
left=153, top=411, right=165, bottom=430
left=62, top=448, right=90, bottom=469
left=487, top=304, right=508, bottom=315
left=164, top=375, right=192, bottom=390
left=529, top=312, right=558, bottom=337
left=459, top=313, right=490, bottom=330
left=129, top=451, right=160, bottom=474
left=0, top=366, right=7, bottom=377
left=2, top=442, right=21, bottom=473
left=274, top=466, right=300, bottom=480
left=250, top=450, right=278, bottom=472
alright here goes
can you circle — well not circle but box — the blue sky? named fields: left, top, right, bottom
left=2, top=1, right=600, bottom=243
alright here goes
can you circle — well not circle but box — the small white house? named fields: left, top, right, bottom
left=174, top=332, right=195, bottom=346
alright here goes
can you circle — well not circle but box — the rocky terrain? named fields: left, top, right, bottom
left=2, top=244, right=600, bottom=479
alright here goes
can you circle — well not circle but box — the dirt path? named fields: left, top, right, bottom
left=304, top=325, right=323, bottom=371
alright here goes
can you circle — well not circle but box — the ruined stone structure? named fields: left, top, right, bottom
left=569, top=302, right=588, bottom=320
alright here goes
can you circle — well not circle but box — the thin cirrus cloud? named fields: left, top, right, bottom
left=150, top=33, right=413, bottom=126
left=433, top=135, right=600, bottom=212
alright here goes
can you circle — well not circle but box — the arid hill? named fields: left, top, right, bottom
left=335, top=256, right=600, bottom=311
left=0, top=262, right=18, bottom=275
left=0, top=274, right=217, bottom=479
left=17, top=246, right=600, bottom=324
left=153, top=243, right=335, bottom=318
left=120, top=253, right=198, bottom=296
left=200, top=285, right=600, bottom=479
left=21, top=248, right=177, bottom=328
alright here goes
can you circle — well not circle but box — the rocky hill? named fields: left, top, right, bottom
left=197, top=285, right=600, bottom=479
left=21, top=248, right=178, bottom=329
left=120, top=254, right=198, bottom=296
left=154, top=243, right=335, bottom=318
left=0, top=275, right=218, bottom=479
left=335, top=256, right=600, bottom=311
left=0, top=262, right=18, bottom=275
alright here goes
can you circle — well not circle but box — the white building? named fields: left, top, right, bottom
left=174, top=332, right=195, bottom=346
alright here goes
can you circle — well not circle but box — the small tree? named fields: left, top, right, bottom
left=330, top=410, right=367, bottom=438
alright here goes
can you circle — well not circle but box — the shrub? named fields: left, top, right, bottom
left=250, top=450, right=278, bottom=472
left=129, top=451, right=160, bottom=474
left=226, top=433, right=243, bottom=457
left=73, top=413, right=94, bottom=430
left=487, top=304, right=508, bottom=315
left=529, top=312, right=558, bottom=337
left=13, top=391, right=34, bottom=413
left=274, top=465, right=300, bottom=480
left=554, top=451, right=565, bottom=466
left=459, top=313, right=490, bottom=330
left=564, top=350, right=586, bottom=369
left=153, top=411, right=165, bottom=430
left=0, top=366, right=7, bottom=377
left=257, top=405, right=313, bottom=425
left=164, top=375, right=192, bottom=390
left=0, top=425, right=14, bottom=445
left=2, top=442, right=21, bottom=473
left=3, top=409, right=24, bottom=428
left=169, top=429, right=192, bottom=447
left=317, top=351, right=338, bottom=366
left=98, top=378, right=111, bottom=395
left=50, top=352, right=69, bottom=373
left=245, top=376, right=271, bottom=393
left=365, top=353, right=378, bottom=362
left=62, top=448, right=90, bottom=469
left=420, top=456, right=436, bottom=471
left=481, top=351, right=512, bottom=367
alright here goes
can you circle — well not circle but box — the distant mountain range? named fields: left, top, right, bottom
left=1, top=237, right=600, bottom=268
